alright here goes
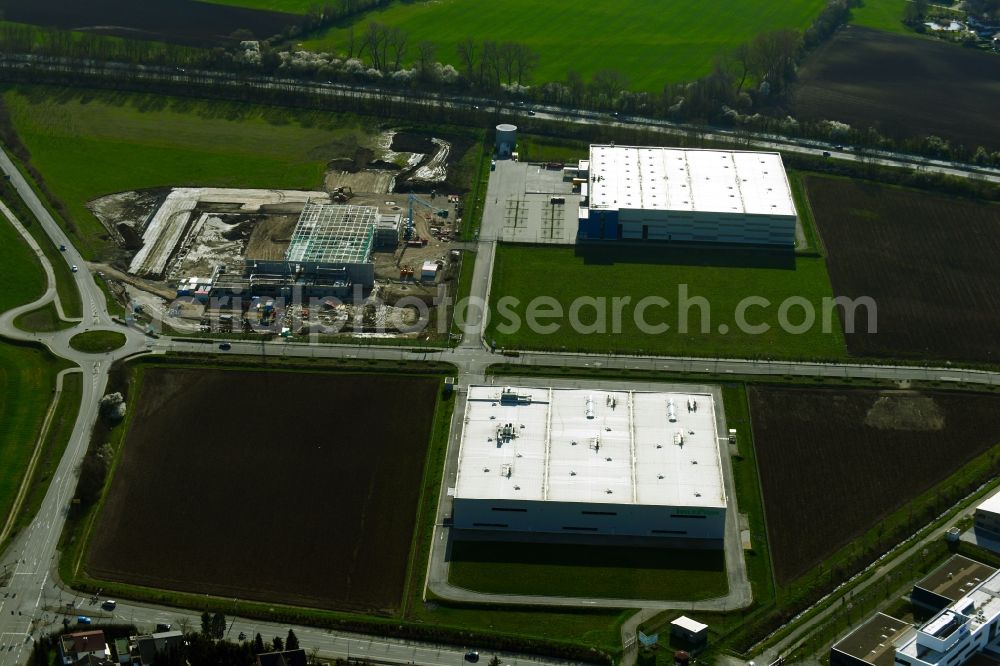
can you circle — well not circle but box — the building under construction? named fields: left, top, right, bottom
left=211, top=202, right=400, bottom=299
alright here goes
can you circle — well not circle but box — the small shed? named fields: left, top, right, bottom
left=421, top=261, right=439, bottom=281
left=670, top=616, right=708, bottom=644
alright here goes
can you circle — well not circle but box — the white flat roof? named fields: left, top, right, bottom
left=454, top=386, right=726, bottom=508
left=977, top=488, right=1000, bottom=515
left=965, top=570, right=1000, bottom=633
left=588, top=145, right=796, bottom=217
left=671, top=616, right=709, bottom=633
left=898, top=567, right=1000, bottom=663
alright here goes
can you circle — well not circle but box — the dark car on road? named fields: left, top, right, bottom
left=464, top=652, right=480, bottom=663
left=218, top=343, right=231, bottom=350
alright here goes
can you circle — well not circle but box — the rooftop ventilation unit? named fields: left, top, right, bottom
left=499, top=387, right=532, bottom=406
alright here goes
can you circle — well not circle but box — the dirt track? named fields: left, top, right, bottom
left=86, top=367, right=439, bottom=613
left=245, top=215, right=298, bottom=261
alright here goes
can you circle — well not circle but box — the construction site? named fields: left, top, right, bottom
left=89, top=184, right=469, bottom=339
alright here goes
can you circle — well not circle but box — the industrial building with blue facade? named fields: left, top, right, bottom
left=576, top=145, right=798, bottom=246
left=451, top=385, right=728, bottom=547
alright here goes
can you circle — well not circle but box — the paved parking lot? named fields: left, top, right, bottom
left=484, top=160, right=581, bottom=245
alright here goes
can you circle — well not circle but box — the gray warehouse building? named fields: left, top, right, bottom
left=578, top=145, right=797, bottom=246
left=451, top=385, right=727, bottom=547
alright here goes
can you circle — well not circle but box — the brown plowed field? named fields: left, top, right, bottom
left=792, top=27, right=1000, bottom=149
left=86, top=367, right=439, bottom=614
left=750, top=385, right=1000, bottom=584
left=806, top=176, right=1000, bottom=363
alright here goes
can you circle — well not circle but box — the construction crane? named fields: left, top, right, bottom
left=406, top=192, right=447, bottom=240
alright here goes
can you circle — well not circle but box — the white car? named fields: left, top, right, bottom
left=70, top=265, right=78, bottom=273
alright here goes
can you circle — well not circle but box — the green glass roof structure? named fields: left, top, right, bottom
left=285, top=202, right=377, bottom=265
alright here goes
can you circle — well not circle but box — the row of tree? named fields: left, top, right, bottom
left=0, top=0, right=918, bottom=124
left=263, top=0, right=857, bottom=126
left=966, top=0, right=1000, bottom=20
left=30, top=622, right=316, bottom=666
left=197, top=612, right=300, bottom=651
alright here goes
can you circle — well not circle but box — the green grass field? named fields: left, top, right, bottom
left=849, top=0, right=912, bottom=34
left=2, top=372, right=81, bottom=551
left=0, top=199, right=77, bottom=538
left=3, top=87, right=383, bottom=260
left=0, top=211, right=47, bottom=313
left=486, top=244, right=847, bottom=360
left=449, top=541, right=728, bottom=601
left=302, top=0, right=827, bottom=90
left=0, top=343, right=72, bottom=528
left=14, top=303, right=76, bottom=333
left=1, top=172, right=83, bottom=318
left=516, top=135, right=589, bottom=165
left=68, top=331, right=127, bottom=354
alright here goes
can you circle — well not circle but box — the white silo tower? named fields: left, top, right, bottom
left=495, top=123, right=517, bottom=158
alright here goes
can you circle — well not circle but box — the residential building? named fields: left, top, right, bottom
left=59, top=631, right=110, bottom=665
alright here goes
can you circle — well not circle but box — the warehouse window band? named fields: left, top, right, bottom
left=581, top=510, right=618, bottom=516
left=491, top=507, right=528, bottom=512
left=670, top=513, right=707, bottom=519
left=473, top=522, right=509, bottom=528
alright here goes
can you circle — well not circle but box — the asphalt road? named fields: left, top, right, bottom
left=0, top=149, right=572, bottom=666
left=0, top=101, right=999, bottom=666
left=1, top=53, right=998, bottom=186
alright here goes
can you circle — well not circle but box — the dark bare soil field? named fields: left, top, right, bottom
left=1, top=0, right=300, bottom=46
left=86, top=367, right=439, bottom=613
left=750, top=385, right=1000, bottom=584
left=792, top=26, right=1000, bottom=149
left=806, top=176, right=1000, bottom=363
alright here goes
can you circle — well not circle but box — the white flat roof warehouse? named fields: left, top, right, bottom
left=978, top=489, right=1000, bottom=514
left=588, top=145, right=796, bottom=217
left=454, top=386, right=726, bottom=508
